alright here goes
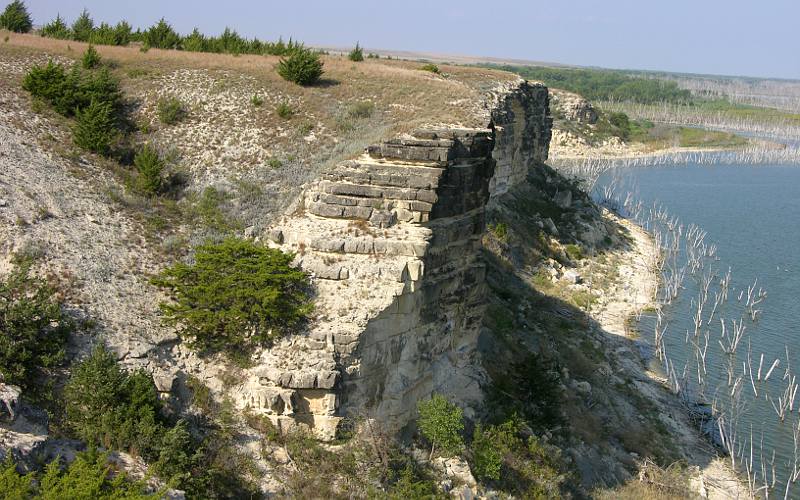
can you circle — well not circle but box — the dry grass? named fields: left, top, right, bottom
left=0, top=31, right=515, bottom=132
left=594, top=461, right=696, bottom=500
left=0, top=31, right=518, bottom=225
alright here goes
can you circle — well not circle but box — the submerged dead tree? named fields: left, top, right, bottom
left=556, top=160, right=800, bottom=499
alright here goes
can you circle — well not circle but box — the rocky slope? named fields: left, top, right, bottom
left=230, top=79, right=550, bottom=440
left=0, top=33, right=738, bottom=498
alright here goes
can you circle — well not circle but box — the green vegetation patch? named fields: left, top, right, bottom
left=37, top=6, right=309, bottom=55
left=1, top=450, right=152, bottom=499
left=156, top=96, right=186, bottom=125
left=417, top=394, right=465, bottom=458
left=470, top=417, right=566, bottom=498
left=675, top=126, right=748, bottom=148
left=275, top=100, right=294, bottom=119
left=133, top=144, right=166, bottom=196
left=23, top=61, right=122, bottom=118
left=693, top=98, right=800, bottom=125
left=39, top=14, right=71, bottom=39
left=488, top=222, right=509, bottom=242
left=488, top=352, right=563, bottom=430
left=276, top=46, right=325, bottom=85
left=70, top=9, right=94, bottom=42
left=0, top=256, right=73, bottom=394
left=348, top=42, right=364, bottom=62
left=63, top=345, right=260, bottom=498
left=565, top=243, right=583, bottom=260
left=494, top=64, right=692, bottom=104
left=0, top=0, right=32, bottom=33
left=73, top=99, right=117, bottom=154
left=143, top=18, right=181, bottom=49
left=420, top=63, right=440, bottom=74
left=65, top=346, right=165, bottom=456
left=23, top=60, right=124, bottom=156
left=152, top=238, right=312, bottom=356
left=82, top=44, right=101, bottom=69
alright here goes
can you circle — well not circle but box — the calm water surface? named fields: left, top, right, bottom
left=607, top=163, right=800, bottom=496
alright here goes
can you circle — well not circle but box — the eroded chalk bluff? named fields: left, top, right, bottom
left=233, top=80, right=552, bottom=439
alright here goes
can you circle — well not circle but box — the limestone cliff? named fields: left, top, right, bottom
left=232, top=81, right=552, bottom=439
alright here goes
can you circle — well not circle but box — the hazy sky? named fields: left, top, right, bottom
left=24, top=0, right=800, bottom=79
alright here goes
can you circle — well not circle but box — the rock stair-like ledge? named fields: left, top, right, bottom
left=233, top=80, right=551, bottom=440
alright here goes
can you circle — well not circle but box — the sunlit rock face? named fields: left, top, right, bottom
left=234, top=81, right=552, bottom=439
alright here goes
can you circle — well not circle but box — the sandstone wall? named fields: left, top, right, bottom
left=489, top=81, right=552, bottom=200
left=233, top=80, right=551, bottom=439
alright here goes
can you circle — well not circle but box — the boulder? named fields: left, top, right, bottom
left=153, top=371, right=177, bottom=393
left=266, top=229, right=284, bottom=244
left=433, top=456, right=478, bottom=489
left=543, top=217, right=558, bottom=235
left=574, top=380, right=592, bottom=395
left=0, top=429, right=48, bottom=470
left=0, top=383, right=21, bottom=422
left=551, top=90, right=598, bottom=124
left=563, top=269, right=582, bottom=284
left=553, top=189, right=572, bottom=209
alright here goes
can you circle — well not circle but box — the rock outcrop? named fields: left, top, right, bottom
left=0, top=383, right=20, bottom=423
left=550, top=89, right=598, bottom=124
left=233, top=81, right=551, bottom=439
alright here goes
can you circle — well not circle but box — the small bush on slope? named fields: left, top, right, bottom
left=2, top=450, right=151, bottom=499
left=0, top=256, right=72, bottom=393
left=133, top=144, right=165, bottom=196
left=82, top=44, right=101, bottom=69
left=23, top=62, right=122, bottom=118
left=469, top=418, right=566, bottom=498
left=39, top=14, right=70, bottom=39
left=348, top=42, right=364, bottom=62
left=73, top=99, right=117, bottom=154
left=156, top=96, right=185, bottom=125
left=64, top=346, right=259, bottom=498
left=23, top=62, right=122, bottom=156
left=0, top=455, right=33, bottom=498
left=594, top=461, right=694, bottom=500
left=65, top=346, right=165, bottom=458
left=143, top=18, right=181, bottom=49
left=0, top=0, right=32, bottom=33
left=152, top=238, right=312, bottom=356
left=277, top=427, right=445, bottom=498
left=39, top=449, right=151, bottom=499
left=22, top=60, right=66, bottom=105
left=487, top=352, right=563, bottom=430
left=275, top=100, right=294, bottom=119
left=347, top=100, right=374, bottom=119
left=71, top=8, right=94, bottom=42
left=417, top=394, right=464, bottom=458
left=276, top=47, right=324, bottom=85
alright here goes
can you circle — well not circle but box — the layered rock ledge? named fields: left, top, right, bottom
left=233, top=81, right=551, bottom=439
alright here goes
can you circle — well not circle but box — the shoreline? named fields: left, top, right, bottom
left=551, top=143, right=800, bottom=170
left=549, top=118, right=799, bottom=169
left=595, top=210, right=746, bottom=499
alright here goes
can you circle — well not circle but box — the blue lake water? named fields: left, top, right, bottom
left=603, top=163, right=800, bottom=496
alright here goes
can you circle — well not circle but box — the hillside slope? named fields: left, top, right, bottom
left=0, top=31, right=739, bottom=498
